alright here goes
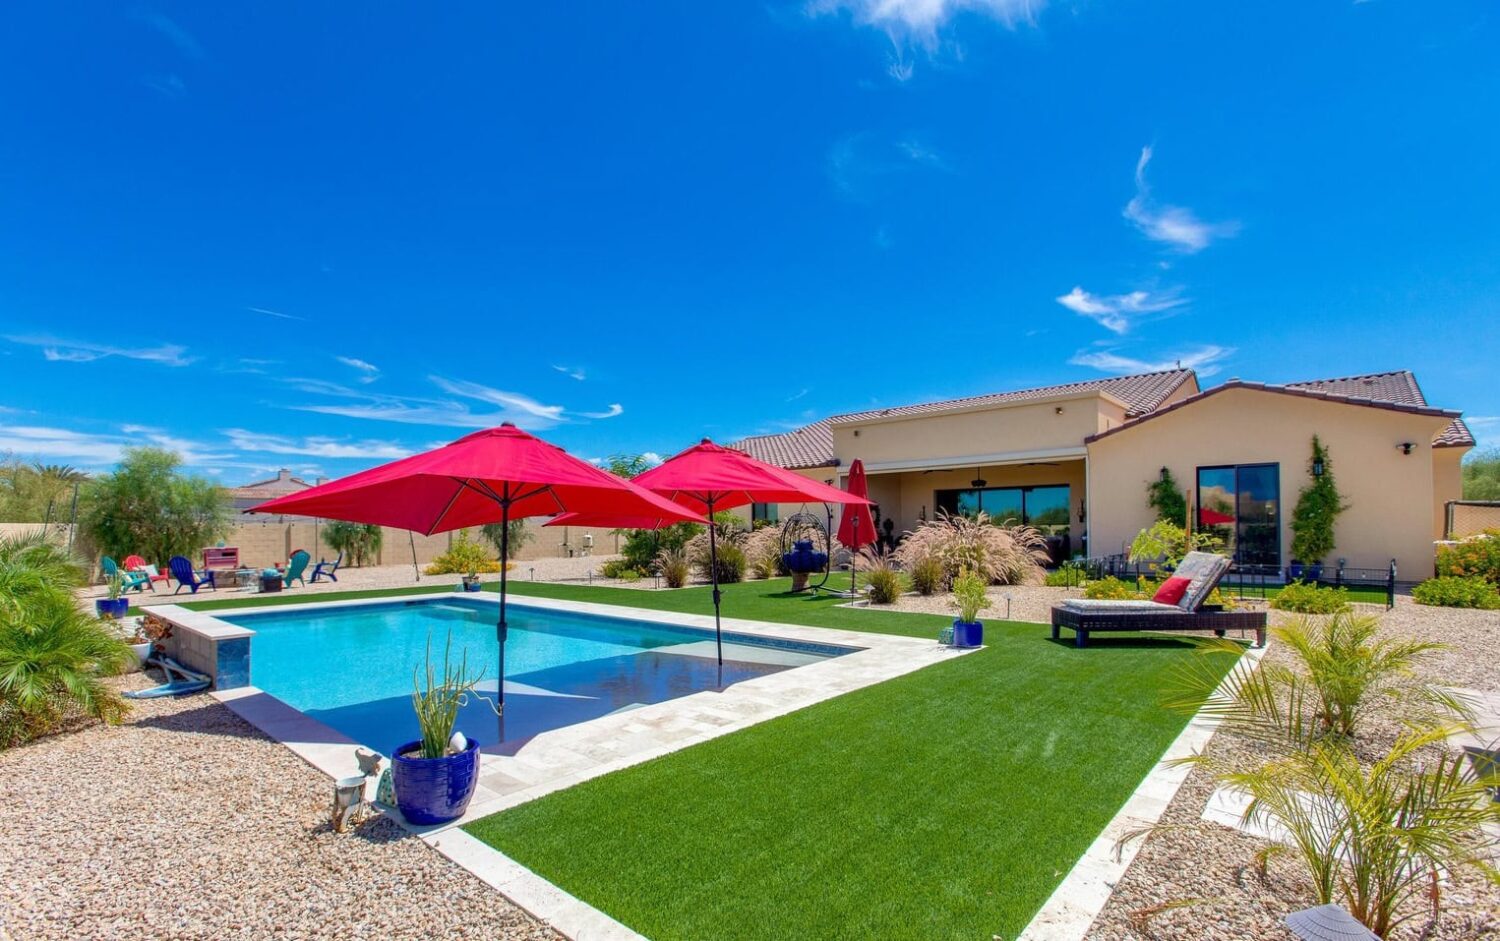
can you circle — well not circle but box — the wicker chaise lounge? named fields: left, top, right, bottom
left=1050, top=551, right=1267, bottom=648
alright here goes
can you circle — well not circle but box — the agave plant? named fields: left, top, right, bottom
left=0, top=591, right=133, bottom=747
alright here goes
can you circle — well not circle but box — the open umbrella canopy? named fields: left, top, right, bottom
left=247, top=424, right=703, bottom=531
left=544, top=511, right=684, bottom=530
left=630, top=439, right=872, bottom=666
left=836, top=459, right=877, bottom=551
left=245, top=423, right=704, bottom=719
left=633, top=438, right=870, bottom=514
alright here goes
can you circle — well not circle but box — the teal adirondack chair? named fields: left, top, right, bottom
left=101, top=556, right=152, bottom=593
left=284, top=549, right=311, bottom=588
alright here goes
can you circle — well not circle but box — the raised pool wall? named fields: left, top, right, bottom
left=148, top=605, right=253, bottom=690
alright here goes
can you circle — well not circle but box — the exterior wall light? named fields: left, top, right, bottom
left=1397, top=442, right=1415, bottom=455
left=1054, top=406, right=1064, bottom=415
left=1312, top=459, right=1324, bottom=477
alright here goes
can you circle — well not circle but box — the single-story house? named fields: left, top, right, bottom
left=228, top=468, right=328, bottom=515
left=731, top=369, right=1473, bottom=580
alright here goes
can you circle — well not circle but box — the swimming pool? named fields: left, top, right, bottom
left=223, top=597, right=856, bottom=755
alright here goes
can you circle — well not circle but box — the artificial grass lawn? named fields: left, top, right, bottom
left=182, top=576, right=1237, bottom=937
left=447, top=580, right=1239, bottom=941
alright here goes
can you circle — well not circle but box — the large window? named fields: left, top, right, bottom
left=1197, top=464, right=1279, bottom=572
left=750, top=502, right=778, bottom=525
left=934, top=484, right=1071, bottom=536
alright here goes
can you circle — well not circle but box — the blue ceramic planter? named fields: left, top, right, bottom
left=392, top=738, right=480, bottom=825
left=95, top=597, right=129, bottom=619
left=952, top=619, right=983, bottom=648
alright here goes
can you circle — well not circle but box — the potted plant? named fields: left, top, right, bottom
left=392, top=634, right=486, bottom=825
left=96, top=571, right=129, bottom=619
left=125, top=612, right=173, bottom=667
left=461, top=570, right=482, bottom=592
left=949, top=567, right=989, bottom=648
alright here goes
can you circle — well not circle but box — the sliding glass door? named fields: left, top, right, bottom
left=1196, top=463, right=1280, bottom=573
left=933, top=484, right=1071, bottom=538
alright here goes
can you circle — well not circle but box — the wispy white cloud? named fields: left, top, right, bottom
left=579, top=404, right=624, bottom=420
left=786, top=388, right=810, bottom=402
left=134, top=9, right=205, bottom=59
left=248, top=306, right=305, bottom=322
left=431, top=377, right=566, bottom=424
left=827, top=133, right=949, bottom=198
left=809, top=0, right=1045, bottom=48
left=5, top=334, right=194, bottom=367
left=225, top=429, right=411, bottom=460
left=1070, top=344, right=1234, bottom=378
left=0, top=423, right=235, bottom=466
left=552, top=364, right=587, bottom=381
left=142, top=73, right=186, bottom=98
left=1124, top=147, right=1238, bottom=253
left=1055, top=286, right=1187, bottom=334
left=336, top=356, right=381, bottom=384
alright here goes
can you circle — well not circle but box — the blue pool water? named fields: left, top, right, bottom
left=223, top=597, right=854, bottom=755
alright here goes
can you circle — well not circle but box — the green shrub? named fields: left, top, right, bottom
left=1435, top=531, right=1500, bottom=584
left=1289, top=436, right=1348, bottom=565
left=1146, top=466, right=1187, bottom=524
left=0, top=533, right=133, bottom=748
left=600, top=559, right=644, bottom=579
left=424, top=531, right=501, bottom=575
left=693, top=543, right=744, bottom=584
left=621, top=522, right=700, bottom=573
left=1083, top=576, right=1141, bottom=600
left=1462, top=448, right=1500, bottom=500
left=616, top=568, right=641, bottom=583
left=656, top=547, right=690, bottom=588
left=1128, top=519, right=1220, bottom=571
left=1271, top=580, right=1352, bottom=615
left=1412, top=576, right=1500, bottom=609
left=860, top=551, right=903, bottom=605
left=908, top=555, right=944, bottom=596
left=480, top=520, right=532, bottom=561
left=1044, top=561, right=1088, bottom=588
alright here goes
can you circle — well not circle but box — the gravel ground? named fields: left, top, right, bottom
left=1081, top=597, right=1500, bottom=941
left=0, top=673, right=562, bottom=941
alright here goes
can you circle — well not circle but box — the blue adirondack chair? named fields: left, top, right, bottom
left=101, top=556, right=152, bottom=593
left=169, top=555, right=217, bottom=594
left=310, top=551, right=342, bottom=583
left=283, top=549, right=311, bottom=588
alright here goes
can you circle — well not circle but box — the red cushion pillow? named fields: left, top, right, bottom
left=1152, top=576, right=1191, bottom=606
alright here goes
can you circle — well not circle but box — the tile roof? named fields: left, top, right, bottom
left=1286, top=371, right=1474, bottom=448
left=827, top=368, right=1195, bottom=425
left=729, top=370, right=1195, bottom=469
left=732, top=420, right=835, bottom=469
left=1087, top=371, right=1469, bottom=445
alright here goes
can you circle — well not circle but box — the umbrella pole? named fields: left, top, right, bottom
left=410, top=530, right=420, bottom=581
left=498, top=498, right=510, bottom=711
left=850, top=514, right=859, bottom=595
left=707, top=496, right=722, bottom=669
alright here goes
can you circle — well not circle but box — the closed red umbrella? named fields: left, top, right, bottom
left=836, top=459, right=877, bottom=594
left=246, top=423, right=704, bottom=705
left=633, top=438, right=871, bottom=664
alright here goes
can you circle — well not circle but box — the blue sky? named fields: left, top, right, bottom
left=2, top=1, right=1497, bottom=482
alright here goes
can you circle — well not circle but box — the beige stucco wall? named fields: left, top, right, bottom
left=1431, top=447, right=1467, bottom=538
left=829, top=391, right=1112, bottom=471
left=1086, top=387, right=1454, bottom=577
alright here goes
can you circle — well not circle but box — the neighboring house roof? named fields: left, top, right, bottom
left=734, top=420, right=835, bottom=470
left=1285, top=370, right=1474, bottom=448
left=730, top=369, right=1196, bottom=469
left=228, top=469, right=313, bottom=500
left=1086, top=371, right=1467, bottom=445
left=827, top=368, right=1195, bottom=425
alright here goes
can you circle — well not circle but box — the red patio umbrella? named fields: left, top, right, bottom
left=836, top=459, right=877, bottom=593
left=633, top=439, right=871, bottom=664
left=245, top=423, right=704, bottom=705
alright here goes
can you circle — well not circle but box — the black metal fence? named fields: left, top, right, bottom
left=1052, top=555, right=1403, bottom=609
